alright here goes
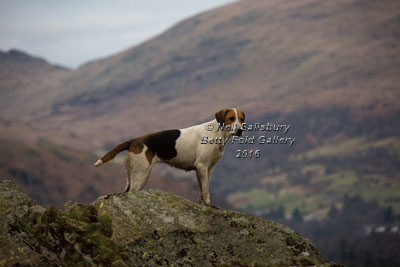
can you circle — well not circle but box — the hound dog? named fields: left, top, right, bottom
left=94, top=108, right=245, bottom=208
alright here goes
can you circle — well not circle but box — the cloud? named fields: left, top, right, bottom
left=0, top=0, right=235, bottom=68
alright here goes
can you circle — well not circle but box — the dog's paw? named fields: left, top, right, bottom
left=198, top=198, right=220, bottom=209
left=208, top=204, right=220, bottom=209
left=202, top=202, right=220, bottom=209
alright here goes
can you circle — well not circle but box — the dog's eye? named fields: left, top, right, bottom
left=229, top=117, right=235, bottom=121
left=240, top=118, right=244, bottom=122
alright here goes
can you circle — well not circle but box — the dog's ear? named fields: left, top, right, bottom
left=215, top=109, right=229, bottom=124
left=238, top=109, right=245, bottom=121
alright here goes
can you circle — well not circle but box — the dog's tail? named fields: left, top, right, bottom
left=94, top=141, right=130, bottom=167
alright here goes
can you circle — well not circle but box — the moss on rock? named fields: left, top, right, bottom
left=0, top=180, right=341, bottom=266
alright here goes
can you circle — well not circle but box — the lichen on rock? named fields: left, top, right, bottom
left=0, top=180, right=341, bottom=266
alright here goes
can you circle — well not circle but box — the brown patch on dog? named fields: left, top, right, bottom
left=223, top=109, right=237, bottom=126
left=126, top=129, right=180, bottom=161
left=215, top=109, right=230, bottom=124
left=145, top=149, right=155, bottom=164
left=237, top=109, right=245, bottom=123
left=215, top=108, right=241, bottom=126
left=142, top=130, right=180, bottom=160
left=128, top=140, right=144, bottom=154
left=99, top=141, right=130, bottom=164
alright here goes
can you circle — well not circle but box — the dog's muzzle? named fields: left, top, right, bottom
left=235, top=129, right=244, bottom=136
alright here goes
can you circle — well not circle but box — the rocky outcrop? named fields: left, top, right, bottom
left=0, top=180, right=340, bottom=266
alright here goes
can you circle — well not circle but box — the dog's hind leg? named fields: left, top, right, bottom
left=123, top=153, right=131, bottom=192
left=124, top=150, right=153, bottom=192
left=128, top=168, right=151, bottom=192
left=123, top=175, right=131, bottom=192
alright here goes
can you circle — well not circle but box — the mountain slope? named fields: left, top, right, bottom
left=32, top=0, right=400, bottom=147
left=1, top=0, right=399, bottom=217
left=0, top=49, right=70, bottom=120
left=0, top=137, right=125, bottom=207
left=1, top=1, right=399, bottom=264
left=0, top=118, right=206, bottom=207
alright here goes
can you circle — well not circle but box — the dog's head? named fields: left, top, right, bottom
left=215, top=108, right=245, bottom=136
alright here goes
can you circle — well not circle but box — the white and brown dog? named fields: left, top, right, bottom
left=94, top=108, right=245, bottom=208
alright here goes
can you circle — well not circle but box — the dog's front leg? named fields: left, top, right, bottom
left=195, top=164, right=209, bottom=204
left=195, top=164, right=219, bottom=209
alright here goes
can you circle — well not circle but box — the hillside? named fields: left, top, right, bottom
left=0, top=137, right=125, bottom=207
left=0, top=0, right=398, bottom=215
left=1, top=0, right=398, bottom=147
left=0, top=49, right=70, bottom=120
left=0, top=118, right=206, bottom=207
left=1, top=0, right=400, bottom=264
left=0, top=180, right=340, bottom=266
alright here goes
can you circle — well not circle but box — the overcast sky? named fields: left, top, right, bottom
left=0, top=0, right=235, bottom=68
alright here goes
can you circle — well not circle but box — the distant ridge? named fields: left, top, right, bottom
left=0, top=0, right=398, bottom=144
left=0, top=49, right=68, bottom=70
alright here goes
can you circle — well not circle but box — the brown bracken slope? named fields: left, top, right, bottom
left=2, top=0, right=399, bottom=148
left=1, top=0, right=399, bottom=213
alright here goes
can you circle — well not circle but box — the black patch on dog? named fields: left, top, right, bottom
left=143, top=129, right=181, bottom=160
